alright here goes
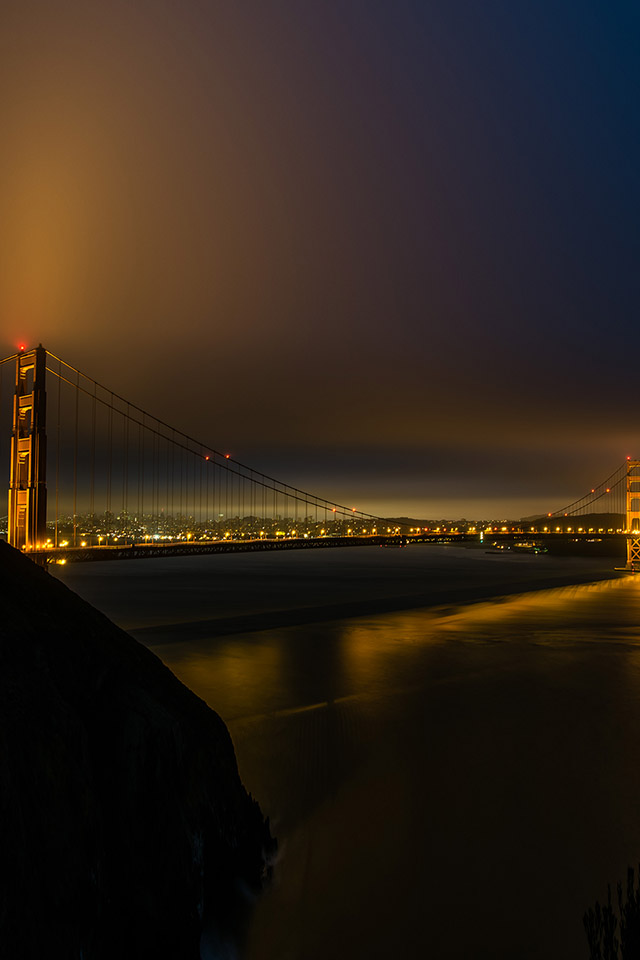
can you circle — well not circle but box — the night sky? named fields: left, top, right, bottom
left=1, top=1, right=638, bottom=519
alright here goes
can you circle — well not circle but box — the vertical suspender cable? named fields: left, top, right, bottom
left=73, top=369, right=79, bottom=546
left=165, top=434, right=169, bottom=531
left=185, top=449, right=190, bottom=530
left=186, top=449, right=190, bottom=529
left=179, top=441, right=183, bottom=524
left=193, top=449, right=196, bottom=527
left=205, top=456, right=209, bottom=532
left=90, top=385, right=96, bottom=525
left=214, top=458, right=218, bottom=531
left=107, top=395, right=113, bottom=534
left=56, top=360, right=61, bottom=547
left=153, top=428, right=158, bottom=534
left=123, top=404, right=129, bottom=525
left=156, top=428, right=160, bottom=534
left=171, top=430, right=175, bottom=522
left=137, top=420, right=142, bottom=525
left=140, top=415, right=145, bottom=528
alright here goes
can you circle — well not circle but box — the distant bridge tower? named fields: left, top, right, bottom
left=626, top=460, right=640, bottom=570
left=8, top=345, right=47, bottom=550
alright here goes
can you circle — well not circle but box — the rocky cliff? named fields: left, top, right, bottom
left=0, top=541, right=274, bottom=958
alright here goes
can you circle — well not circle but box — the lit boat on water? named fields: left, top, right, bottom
left=485, top=541, right=547, bottom=555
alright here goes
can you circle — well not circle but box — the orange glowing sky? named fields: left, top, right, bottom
left=1, top=0, right=638, bottom=518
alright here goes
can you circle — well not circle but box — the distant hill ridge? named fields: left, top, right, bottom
left=388, top=513, right=626, bottom=528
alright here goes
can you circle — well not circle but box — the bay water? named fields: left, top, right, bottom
left=53, top=544, right=640, bottom=958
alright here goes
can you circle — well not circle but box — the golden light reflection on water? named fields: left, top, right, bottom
left=151, top=572, right=640, bottom=960
left=157, top=576, right=640, bottom=727
left=157, top=639, right=287, bottom=722
left=240, top=576, right=640, bottom=960
left=346, top=577, right=640, bottom=650
left=436, top=576, right=640, bottom=645
left=336, top=576, right=640, bottom=701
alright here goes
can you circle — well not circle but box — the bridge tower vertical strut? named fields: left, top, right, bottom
left=625, top=460, right=640, bottom=570
left=8, top=345, right=47, bottom=549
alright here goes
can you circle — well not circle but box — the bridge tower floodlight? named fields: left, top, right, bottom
left=626, top=460, right=640, bottom=569
left=8, top=345, right=47, bottom=550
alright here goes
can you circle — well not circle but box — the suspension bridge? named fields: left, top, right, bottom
left=1, top=345, right=638, bottom=567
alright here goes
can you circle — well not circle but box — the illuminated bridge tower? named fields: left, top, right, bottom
left=626, top=460, right=640, bottom=570
left=8, top=345, right=47, bottom=550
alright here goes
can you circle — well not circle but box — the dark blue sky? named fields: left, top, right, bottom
left=1, top=0, right=638, bottom=516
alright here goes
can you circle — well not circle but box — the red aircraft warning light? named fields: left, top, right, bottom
left=225, top=453, right=230, bottom=459
left=18, top=343, right=25, bottom=352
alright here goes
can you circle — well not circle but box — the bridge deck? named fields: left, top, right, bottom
left=25, top=530, right=627, bottom=564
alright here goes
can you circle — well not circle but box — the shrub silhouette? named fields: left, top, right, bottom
left=584, top=867, right=640, bottom=958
